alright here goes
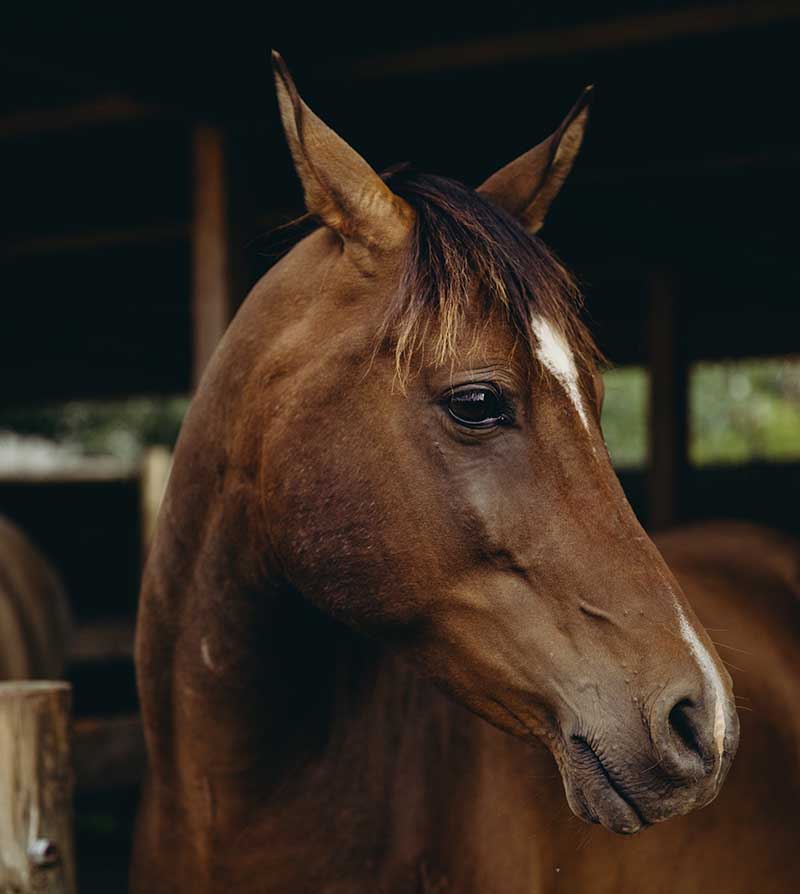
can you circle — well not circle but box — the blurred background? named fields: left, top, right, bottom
left=2, top=1, right=799, bottom=889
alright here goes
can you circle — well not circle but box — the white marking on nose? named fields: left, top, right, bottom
left=675, top=603, right=727, bottom=777
left=531, top=315, right=590, bottom=432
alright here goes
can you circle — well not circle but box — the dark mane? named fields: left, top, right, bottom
left=381, top=166, right=602, bottom=378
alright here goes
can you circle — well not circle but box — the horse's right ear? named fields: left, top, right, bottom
left=272, top=51, right=413, bottom=253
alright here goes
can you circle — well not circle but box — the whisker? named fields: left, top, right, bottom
left=721, top=659, right=746, bottom=673
left=709, top=640, right=753, bottom=656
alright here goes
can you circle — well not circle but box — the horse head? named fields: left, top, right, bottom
left=176, top=53, right=739, bottom=837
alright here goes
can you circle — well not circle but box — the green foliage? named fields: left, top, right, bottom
left=690, top=358, right=800, bottom=466
left=0, top=397, right=191, bottom=463
left=601, top=367, right=649, bottom=468
left=600, top=358, right=800, bottom=470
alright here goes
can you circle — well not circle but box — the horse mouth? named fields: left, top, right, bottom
left=564, top=736, right=650, bottom=836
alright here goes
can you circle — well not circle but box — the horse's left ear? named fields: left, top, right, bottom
left=272, top=51, right=413, bottom=252
left=477, top=86, right=593, bottom=234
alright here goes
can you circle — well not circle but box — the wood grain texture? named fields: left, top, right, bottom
left=0, top=682, right=75, bottom=894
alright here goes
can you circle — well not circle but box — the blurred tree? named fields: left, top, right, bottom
left=0, top=397, right=190, bottom=464
left=601, top=367, right=649, bottom=468
left=691, top=358, right=800, bottom=465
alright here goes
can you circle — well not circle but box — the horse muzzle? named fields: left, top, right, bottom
left=557, top=692, right=740, bottom=835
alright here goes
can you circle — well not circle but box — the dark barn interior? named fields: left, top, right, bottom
left=2, top=2, right=799, bottom=889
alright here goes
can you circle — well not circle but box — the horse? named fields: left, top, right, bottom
left=0, top=515, right=70, bottom=680
left=132, top=53, right=799, bottom=892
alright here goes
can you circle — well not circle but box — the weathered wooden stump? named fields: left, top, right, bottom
left=0, top=682, right=75, bottom=894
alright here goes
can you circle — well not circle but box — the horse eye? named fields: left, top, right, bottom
left=446, top=385, right=508, bottom=429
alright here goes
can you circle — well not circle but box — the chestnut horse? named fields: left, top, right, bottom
left=0, top=515, right=70, bottom=680
left=133, top=55, right=799, bottom=892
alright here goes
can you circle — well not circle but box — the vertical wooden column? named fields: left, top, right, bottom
left=139, top=445, right=173, bottom=558
left=647, top=271, right=689, bottom=530
left=191, top=124, right=235, bottom=388
left=0, top=682, right=76, bottom=894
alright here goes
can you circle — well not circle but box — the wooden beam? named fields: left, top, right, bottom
left=73, top=713, right=145, bottom=793
left=140, top=446, right=172, bottom=559
left=2, top=212, right=297, bottom=260
left=191, top=124, right=235, bottom=387
left=4, top=0, right=797, bottom=142
left=575, top=145, right=800, bottom=187
left=0, top=682, right=76, bottom=894
left=647, top=272, right=689, bottom=529
left=342, top=1, right=800, bottom=79
left=67, top=619, right=135, bottom=664
left=0, top=96, right=161, bottom=140
left=2, top=221, right=186, bottom=259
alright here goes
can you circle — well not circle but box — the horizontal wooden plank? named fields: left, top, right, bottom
left=73, top=714, right=145, bottom=792
left=0, top=97, right=162, bottom=141
left=0, top=466, right=137, bottom=485
left=616, top=462, right=800, bottom=536
left=5, top=2, right=799, bottom=143
left=341, top=1, right=800, bottom=79
left=3, top=223, right=187, bottom=260
left=68, top=620, right=135, bottom=664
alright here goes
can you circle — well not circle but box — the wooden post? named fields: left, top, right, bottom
left=139, top=445, right=173, bottom=559
left=0, top=682, right=75, bottom=894
left=647, top=271, right=689, bottom=530
left=191, top=123, right=235, bottom=388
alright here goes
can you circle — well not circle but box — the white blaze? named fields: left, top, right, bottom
left=531, top=315, right=590, bottom=432
left=675, top=603, right=727, bottom=775
left=532, top=315, right=728, bottom=770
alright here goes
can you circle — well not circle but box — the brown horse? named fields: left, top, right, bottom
left=133, top=55, right=799, bottom=892
left=0, top=515, right=70, bottom=680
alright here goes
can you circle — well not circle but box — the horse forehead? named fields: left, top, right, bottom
left=531, top=315, right=590, bottom=432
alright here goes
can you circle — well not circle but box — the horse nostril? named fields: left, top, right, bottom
left=668, top=699, right=704, bottom=761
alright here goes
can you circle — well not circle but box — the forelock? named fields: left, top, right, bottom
left=378, top=166, right=602, bottom=381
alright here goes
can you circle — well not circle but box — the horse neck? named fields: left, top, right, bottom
left=137, top=272, right=480, bottom=821
left=138, top=433, right=457, bottom=802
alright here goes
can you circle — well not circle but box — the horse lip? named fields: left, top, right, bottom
left=566, top=736, right=650, bottom=835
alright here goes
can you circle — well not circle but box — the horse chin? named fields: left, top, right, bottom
left=557, top=738, right=650, bottom=836
left=563, top=771, right=648, bottom=837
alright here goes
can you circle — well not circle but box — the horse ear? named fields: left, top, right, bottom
left=272, top=51, right=413, bottom=252
left=477, top=86, right=593, bottom=234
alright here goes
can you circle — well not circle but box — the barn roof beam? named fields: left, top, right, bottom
left=2, top=211, right=294, bottom=260
left=0, top=96, right=164, bottom=141
left=339, top=1, right=800, bottom=79
left=4, top=2, right=800, bottom=141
